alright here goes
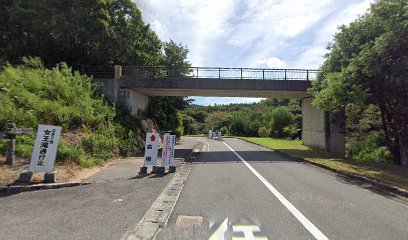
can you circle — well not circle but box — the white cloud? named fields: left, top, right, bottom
left=135, top=0, right=374, bottom=104
left=256, top=57, right=287, bottom=68
left=291, top=0, right=372, bottom=68
left=137, top=0, right=236, bottom=66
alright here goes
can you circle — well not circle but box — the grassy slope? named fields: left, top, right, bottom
left=0, top=60, right=138, bottom=168
left=237, top=137, right=408, bottom=191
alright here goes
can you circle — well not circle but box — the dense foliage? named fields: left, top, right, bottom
left=1, top=0, right=191, bottom=161
left=0, top=59, right=139, bottom=166
left=310, top=0, right=408, bottom=166
left=0, top=0, right=162, bottom=66
left=183, top=99, right=301, bottom=139
left=148, top=40, right=192, bottom=137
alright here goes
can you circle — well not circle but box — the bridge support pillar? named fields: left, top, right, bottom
left=301, top=98, right=345, bottom=156
left=94, top=65, right=148, bottom=117
left=117, top=88, right=149, bottom=117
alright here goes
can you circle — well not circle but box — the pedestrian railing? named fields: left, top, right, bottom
left=121, top=66, right=319, bottom=81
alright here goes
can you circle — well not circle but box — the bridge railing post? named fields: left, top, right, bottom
left=196, top=67, right=199, bottom=78
left=114, top=65, right=122, bottom=79
left=262, top=69, right=265, bottom=80
left=306, top=70, right=309, bottom=81
left=240, top=69, right=243, bottom=79
left=284, top=69, right=287, bottom=80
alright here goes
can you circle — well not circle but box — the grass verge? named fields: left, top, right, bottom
left=237, top=137, right=408, bottom=191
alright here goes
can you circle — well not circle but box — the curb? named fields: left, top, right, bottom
left=236, top=138, right=408, bottom=198
left=0, top=181, right=92, bottom=194
left=120, top=144, right=197, bottom=240
left=0, top=143, right=201, bottom=195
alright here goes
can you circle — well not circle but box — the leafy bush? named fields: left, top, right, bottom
left=0, top=58, right=140, bottom=167
left=270, top=107, right=294, bottom=138
left=82, top=123, right=117, bottom=159
left=57, top=139, right=84, bottom=164
left=283, top=124, right=299, bottom=139
left=220, top=126, right=228, bottom=135
left=348, top=131, right=392, bottom=163
left=258, top=127, right=270, bottom=137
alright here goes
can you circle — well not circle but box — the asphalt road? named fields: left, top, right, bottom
left=0, top=138, right=199, bottom=240
left=164, top=137, right=408, bottom=240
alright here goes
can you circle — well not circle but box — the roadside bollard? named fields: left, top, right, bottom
left=169, top=166, right=176, bottom=173
left=139, top=166, right=148, bottom=174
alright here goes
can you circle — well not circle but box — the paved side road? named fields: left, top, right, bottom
left=0, top=137, right=200, bottom=240
left=161, top=137, right=408, bottom=240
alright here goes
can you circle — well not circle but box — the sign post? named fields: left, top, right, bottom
left=1, top=123, right=33, bottom=166
left=140, top=133, right=159, bottom=174
left=162, top=133, right=176, bottom=172
left=20, top=124, right=61, bottom=182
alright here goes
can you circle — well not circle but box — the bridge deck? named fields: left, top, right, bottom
left=120, top=77, right=312, bottom=98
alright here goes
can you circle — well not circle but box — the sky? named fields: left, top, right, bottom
left=136, top=0, right=373, bottom=106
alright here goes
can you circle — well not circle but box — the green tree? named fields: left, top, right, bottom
left=310, top=0, right=408, bottom=166
left=182, top=114, right=199, bottom=135
left=230, top=112, right=247, bottom=136
left=1, top=0, right=162, bottom=66
left=148, top=40, right=192, bottom=135
left=162, top=40, right=191, bottom=70
left=270, top=107, right=294, bottom=138
left=205, top=112, right=231, bottom=130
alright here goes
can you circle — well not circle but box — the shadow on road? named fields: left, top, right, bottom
left=189, top=149, right=407, bottom=201
left=192, top=150, right=303, bottom=164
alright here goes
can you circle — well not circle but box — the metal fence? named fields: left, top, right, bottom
left=122, top=66, right=319, bottom=80
left=74, top=65, right=115, bottom=78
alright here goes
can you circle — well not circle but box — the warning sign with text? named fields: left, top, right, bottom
left=144, top=133, right=159, bottom=166
left=29, top=125, right=62, bottom=172
left=162, top=133, right=176, bottom=166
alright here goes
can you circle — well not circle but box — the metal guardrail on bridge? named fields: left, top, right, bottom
left=122, top=66, right=319, bottom=81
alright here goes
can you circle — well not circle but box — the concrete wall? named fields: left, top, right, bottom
left=118, top=88, right=149, bottom=117
left=94, top=78, right=119, bottom=103
left=302, top=98, right=327, bottom=150
left=94, top=66, right=149, bottom=117
left=302, top=98, right=345, bottom=155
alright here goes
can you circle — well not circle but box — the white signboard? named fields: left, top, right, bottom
left=144, top=133, right=159, bottom=166
left=208, top=130, right=212, bottom=139
left=29, top=125, right=62, bottom=173
left=162, top=133, right=176, bottom=166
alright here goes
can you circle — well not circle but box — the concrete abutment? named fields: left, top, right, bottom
left=302, top=98, right=345, bottom=156
left=94, top=65, right=149, bottom=117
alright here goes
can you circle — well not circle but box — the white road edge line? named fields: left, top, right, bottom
left=223, top=142, right=329, bottom=240
left=200, top=140, right=210, bottom=152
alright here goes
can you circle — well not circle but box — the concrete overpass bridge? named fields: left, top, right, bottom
left=93, top=65, right=344, bottom=155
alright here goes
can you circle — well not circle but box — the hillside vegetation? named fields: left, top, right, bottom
left=0, top=58, right=138, bottom=167
left=183, top=99, right=302, bottom=139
